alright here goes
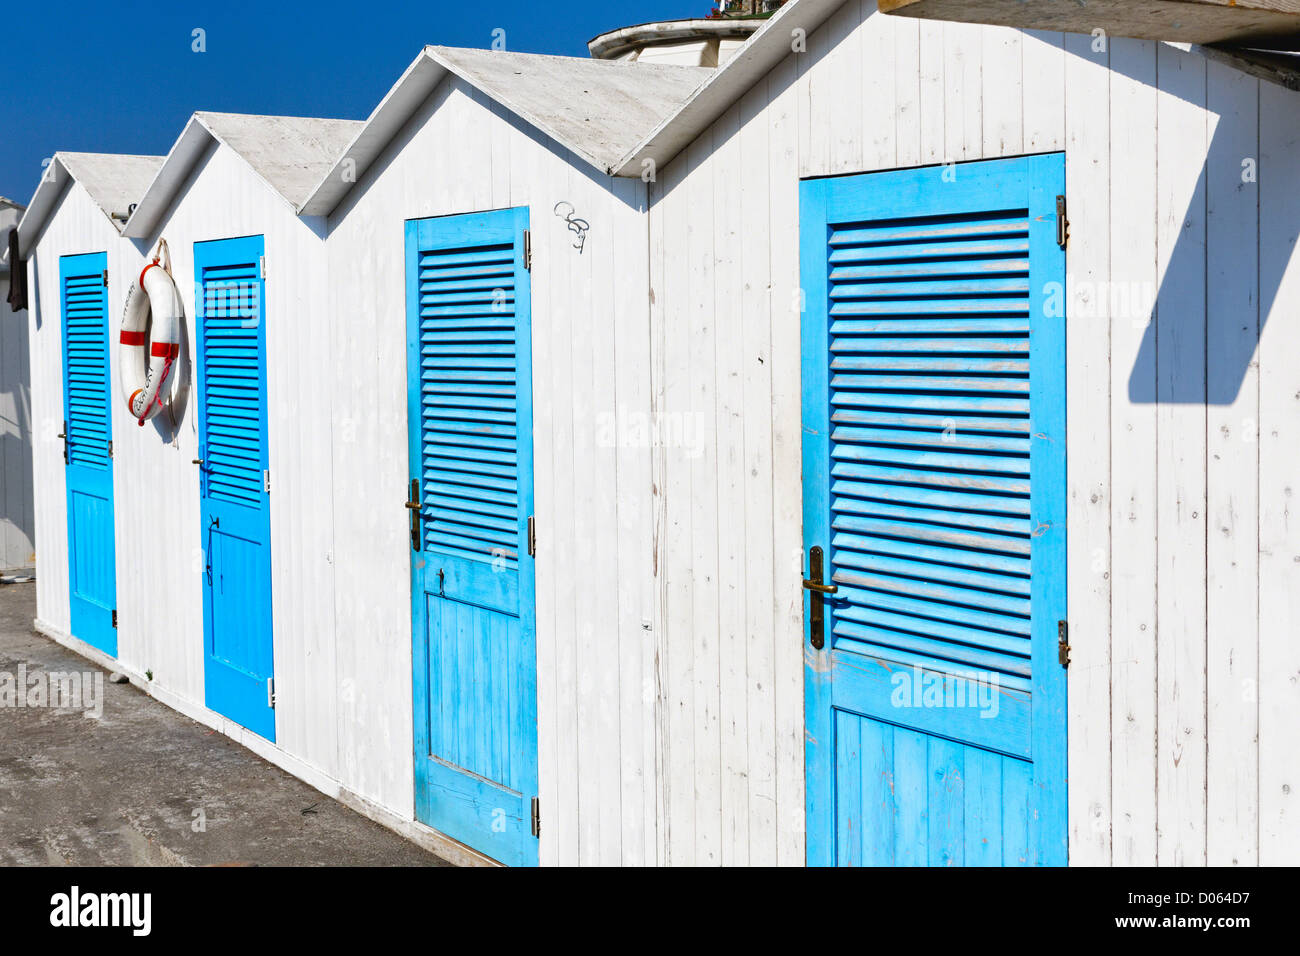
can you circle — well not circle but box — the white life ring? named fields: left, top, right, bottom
left=119, top=240, right=183, bottom=425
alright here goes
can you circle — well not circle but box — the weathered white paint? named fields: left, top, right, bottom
left=21, top=0, right=1300, bottom=868
left=323, top=76, right=658, bottom=864
left=1, top=199, right=33, bottom=573
left=26, top=177, right=127, bottom=627
left=1, top=204, right=34, bottom=572
left=647, top=1, right=1300, bottom=866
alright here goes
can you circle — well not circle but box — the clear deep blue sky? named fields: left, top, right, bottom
left=1, top=0, right=705, bottom=205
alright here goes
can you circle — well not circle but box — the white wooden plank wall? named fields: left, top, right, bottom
left=26, top=183, right=123, bottom=633
left=648, top=2, right=1299, bottom=866
left=23, top=4, right=1300, bottom=868
left=0, top=274, right=34, bottom=572
left=325, top=78, right=657, bottom=863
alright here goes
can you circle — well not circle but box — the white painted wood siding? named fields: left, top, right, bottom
left=647, top=1, right=1300, bottom=866
left=26, top=181, right=124, bottom=628
left=324, top=77, right=658, bottom=864
left=1, top=269, right=34, bottom=573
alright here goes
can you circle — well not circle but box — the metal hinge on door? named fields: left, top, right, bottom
left=523, top=231, right=532, bottom=271
left=1056, top=195, right=1069, bottom=249
left=102, top=269, right=108, bottom=288
left=1058, top=620, right=1071, bottom=668
left=263, top=470, right=271, bottom=493
left=111, top=609, right=117, bottom=629
left=527, top=515, right=536, bottom=557
left=530, top=797, right=540, bottom=837
left=259, top=255, right=266, bottom=280
left=267, top=678, right=275, bottom=709
left=108, top=440, right=113, bottom=459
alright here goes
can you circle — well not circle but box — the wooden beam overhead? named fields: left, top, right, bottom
left=878, top=0, right=1300, bottom=51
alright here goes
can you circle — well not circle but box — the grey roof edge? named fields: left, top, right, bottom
left=10, top=159, right=71, bottom=259
left=298, top=46, right=714, bottom=218
left=10, top=152, right=162, bottom=259
left=122, top=112, right=362, bottom=238
left=610, top=0, right=845, bottom=176
left=298, top=50, right=450, bottom=218
left=121, top=116, right=213, bottom=239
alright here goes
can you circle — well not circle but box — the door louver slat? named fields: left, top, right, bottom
left=418, top=243, right=519, bottom=565
left=825, top=208, right=1034, bottom=691
left=201, top=263, right=263, bottom=506
left=63, top=273, right=110, bottom=468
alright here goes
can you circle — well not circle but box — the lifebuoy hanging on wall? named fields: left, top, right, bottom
left=119, top=239, right=183, bottom=425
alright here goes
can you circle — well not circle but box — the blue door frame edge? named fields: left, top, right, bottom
left=195, top=235, right=276, bottom=742
left=61, top=251, right=118, bottom=657
left=406, top=207, right=539, bottom=867
left=799, top=155, right=1068, bottom=866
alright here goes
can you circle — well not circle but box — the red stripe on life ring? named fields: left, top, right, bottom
left=150, top=342, right=179, bottom=359
left=138, top=260, right=160, bottom=289
left=120, top=330, right=146, bottom=345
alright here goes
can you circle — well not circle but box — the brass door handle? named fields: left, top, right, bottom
left=804, top=546, right=834, bottom=650
left=192, top=458, right=205, bottom=465
left=802, top=580, right=838, bottom=594
left=406, top=478, right=421, bottom=551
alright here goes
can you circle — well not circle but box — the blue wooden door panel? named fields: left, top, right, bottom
left=800, top=155, right=1067, bottom=867
left=406, top=207, right=538, bottom=867
left=196, top=236, right=275, bottom=742
left=61, top=252, right=117, bottom=656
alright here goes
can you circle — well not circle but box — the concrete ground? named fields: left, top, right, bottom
left=0, top=581, right=449, bottom=866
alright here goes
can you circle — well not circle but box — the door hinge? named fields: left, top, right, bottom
left=527, top=515, right=536, bottom=557
left=107, top=440, right=113, bottom=459
left=530, top=796, right=540, bottom=838
left=111, top=609, right=117, bottom=629
left=263, top=469, right=271, bottom=493
left=102, top=269, right=108, bottom=288
left=1058, top=620, right=1071, bottom=668
left=1056, top=195, right=1069, bottom=250
left=259, top=255, right=266, bottom=280
left=523, top=231, right=532, bottom=271
left=267, top=677, right=275, bottom=709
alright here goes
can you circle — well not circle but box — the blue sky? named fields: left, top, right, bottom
left=0, top=0, right=705, bottom=204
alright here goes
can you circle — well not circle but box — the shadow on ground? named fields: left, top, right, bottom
left=0, top=582, right=449, bottom=867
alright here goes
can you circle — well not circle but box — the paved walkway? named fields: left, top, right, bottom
left=0, top=582, right=447, bottom=866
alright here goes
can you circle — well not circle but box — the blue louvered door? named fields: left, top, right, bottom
left=61, top=252, right=117, bottom=656
left=406, top=208, right=538, bottom=867
left=800, top=155, right=1067, bottom=866
left=195, top=236, right=275, bottom=741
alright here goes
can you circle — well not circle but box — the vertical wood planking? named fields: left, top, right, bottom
left=687, top=129, right=723, bottom=865
left=1205, top=60, right=1260, bottom=866
left=980, top=27, right=1022, bottom=157
left=918, top=21, right=946, bottom=163
left=1107, top=37, right=1159, bottom=867
left=893, top=17, right=922, bottom=168
left=1064, top=30, right=1113, bottom=867
left=943, top=20, right=982, bottom=161
left=1257, top=82, right=1300, bottom=866
left=660, top=142, right=697, bottom=864
left=768, top=52, right=806, bottom=866
left=739, top=79, right=778, bottom=866
left=1154, top=43, right=1208, bottom=867
left=711, top=103, right=749, bottom=865
left=610, top=175, right=652, bottom=866
left=862, top=4, right=897, bottom=172
left=1022, top=31, right=1065, bottom=152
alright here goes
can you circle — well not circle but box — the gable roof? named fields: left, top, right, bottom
left=300, top=46, right=712, bottom=217
left=9, top=152, right=164, bottom=258
left=610, top=0, right=845, bottom=176
left=123, top=112, right=363, bottom=237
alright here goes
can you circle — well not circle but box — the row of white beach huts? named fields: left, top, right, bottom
left=6, top=0, right=1300, bottom=866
